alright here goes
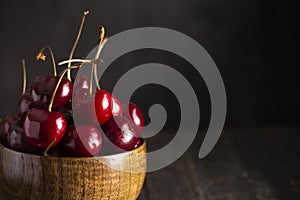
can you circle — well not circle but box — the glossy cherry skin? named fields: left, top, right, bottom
left=18, top=90, right=34, bottom=116
left=102, top=116, right=141, bottom=151
left=72, top=88, right=99, bottom=125
left=23, top=108, right=67, bottom=148
left=112, top=96, right=123, bottom=116
left=18, top=90, right=48, bottom=123
left=6, top=121, right=41, bottom=153
left=95, top=90, right=113, bottom=125
left=60, top=125, right=102, bottom=157
left=73, top=75, right=90, bottom=90
left=31, top=76, right=73, bottom=110
left=0, top=115, right=19, bottom=145
left=123, top=102, right=144, bottom=135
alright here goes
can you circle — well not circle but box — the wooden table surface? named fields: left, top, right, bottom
left=138, top=127, right=300, bottom=200
left=0, top=126, right=299, bottom=200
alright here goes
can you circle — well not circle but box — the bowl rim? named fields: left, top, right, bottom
left=0, top=139, right=146, bottom=160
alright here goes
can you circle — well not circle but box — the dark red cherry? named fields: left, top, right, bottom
left=99, top=134, right=120, bottom=155
left=123, top=102, right=144, bottom=135
left=112, top=96, right=123, bottom=116
left=6, top=121, right=41, bottom=154
left=18, top=90, right=33, bottom=115
left=0, top=115, right=19, bottom=145
left=60, top=125, right=102, bottom=157
left=17, top=90, right=44, bottom=122
left=59, top=101, right=74, bottom=126
left=72, top=88, right=98, bottom=125
left=23, top=108, right=67, bottom=148
left=73, top=75, right=90, bottom=90
left=18, top=90, right=48, bottom=124
left=95, top=90, right=112, bottom=125
left=102, top=116, right=141, bottom=151
left=31, top=76, right=73, bottom=110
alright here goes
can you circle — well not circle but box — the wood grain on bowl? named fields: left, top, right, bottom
left=0, top=140, right=146, bottom=200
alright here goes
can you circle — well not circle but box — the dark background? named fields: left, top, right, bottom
left=0, top=0, right=299, bottom=129
left=0, top=1, right=300, bottom=199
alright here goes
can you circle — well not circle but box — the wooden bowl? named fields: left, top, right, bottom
left=0, top=140, right=146, bottom=200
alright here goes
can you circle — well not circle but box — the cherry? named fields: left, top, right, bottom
left=23, top=66, right=80, bottom=152
left=112, top=95, right=123, bottom=116
left=102, top=116, right=141, bottom=151
left=31, top=76, right=73, bottom=110
left=123, top=102, right=144, bottom=135
left=18, top=90, right=50, bottom=123
left=18, top=90, right=33, bottom=115
left=73, top=88, right=122, bottom=126
left=87, top=27, right=113, bottom=125
left=60, top=125, right=102, bottom=157
left=0, top=115, right=19, bottom=145
left=72, top=88, right=99, bottom=125
left=59, top=101, right=74, bottom=126
left=99, top=134, right=119, bottom=155
left=73, top=75, right=90, bottom=90
left=95, top=90, right=113, bottom=125
left=17, top=90, right=43, bottom=122
left=6, top=121, right=40, bottom=153
left=23, top=107, right=67, bottom=148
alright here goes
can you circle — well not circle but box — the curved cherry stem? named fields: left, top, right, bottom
left=36, top=45, right=57, bottom=76
left=67, top=10, right=89, bottom=81
left=93, top=26, right=105, bottom=89
left=44, top=65, right=81, bottom=156
left=89, top=26, right=108, bottom=95
left=58, top=58, right=93, bottom=66
left=22, top=59, right=27, bottom=95
left=43, top=138, right=56, bottom=156
left=48, top=65, right=81, bottom=112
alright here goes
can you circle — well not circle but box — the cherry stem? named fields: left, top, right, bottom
left=43, top=138, right=57, bottom=156
left=58, top=58, right=93, bottom=66
left=48, top=65, right=81, bottom=112
left=93, top=58, right=104, bottom=90
left=36, top=45, right=57, bottom=76
left=90, top=26, right=108, bottom=95
left=67, top=10, right=89, bottom=81
left=22, top=59, right=26, bottom=95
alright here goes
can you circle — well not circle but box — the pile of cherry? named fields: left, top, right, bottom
left=0, top=11, right=144, bottom=157
left=0, top=73, right=144, bottom=157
